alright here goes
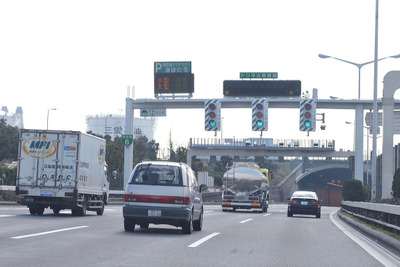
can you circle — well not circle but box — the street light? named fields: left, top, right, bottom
left=318, top=53, right=400, bottom=99
left=47, top=108, right=57, bottom=130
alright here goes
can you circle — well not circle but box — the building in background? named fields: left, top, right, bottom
left=1, top=106, right=24, bottom=128
left=85, top=114, right=156, bottom=140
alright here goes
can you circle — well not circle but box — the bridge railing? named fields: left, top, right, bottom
left=189, top=138, right=335, bottom=149
left=341, top=201, right=400, bottom=236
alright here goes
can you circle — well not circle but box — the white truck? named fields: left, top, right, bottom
left=222, top=166, right=269, bottom=212
left=16, top=129, right=109, bottom=216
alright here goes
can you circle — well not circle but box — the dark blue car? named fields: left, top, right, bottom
left=287, top=191, right=322, bottom=218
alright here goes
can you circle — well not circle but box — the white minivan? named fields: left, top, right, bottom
left=123, top=161, right=208, bottom=234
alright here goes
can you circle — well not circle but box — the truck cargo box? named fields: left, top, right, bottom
left=16, top=129, right=109, bottom=216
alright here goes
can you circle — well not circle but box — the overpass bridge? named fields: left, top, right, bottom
left=186, top=137, right=354, bottom=166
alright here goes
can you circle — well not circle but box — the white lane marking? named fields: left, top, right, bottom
left=11, top=226, right=89, bottom=239
left=263, top=213, right=271, bottom=217
left=330, top=211, right=399, bottom=267
left=188, top=232, right=220, bottom=248
left=239, top=218, right=253, bottom=224
left=0, top=215, right=16, bottom=218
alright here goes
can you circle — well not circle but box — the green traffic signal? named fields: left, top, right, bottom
left=256, top=120, right=263, bottom=127
left=210, top=120, right=216, bottom=127
left=305, top=120, right=311, bottom=127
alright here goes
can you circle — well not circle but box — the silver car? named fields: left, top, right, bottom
left=123, top=161, right=208, bottom=234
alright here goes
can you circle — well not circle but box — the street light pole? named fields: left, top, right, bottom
left=318, top=53, right=400, bottom=100
left=47, top=108, right=57, bottom=130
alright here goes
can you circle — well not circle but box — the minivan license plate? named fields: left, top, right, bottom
left=148, top=210, right=161, bottom=217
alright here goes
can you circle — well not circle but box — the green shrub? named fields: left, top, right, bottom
left=392, top=168, right=400, bottom=198
left=343, top=179, right=365, bottom=201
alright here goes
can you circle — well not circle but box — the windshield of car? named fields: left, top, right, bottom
left=129, top=164, right=183, bottom=186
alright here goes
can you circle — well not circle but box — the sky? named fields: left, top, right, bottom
left=1, top=0, right=400, bottom=154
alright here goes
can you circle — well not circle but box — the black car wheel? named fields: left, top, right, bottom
left=140, top=222, right=149, bottom=229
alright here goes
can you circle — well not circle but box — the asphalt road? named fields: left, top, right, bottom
left=1, top=204, right=399, bottom=267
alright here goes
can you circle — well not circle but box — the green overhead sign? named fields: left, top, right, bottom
left=240, top=72, right=278, bottom=79
left=154, top=61, right=191, bottom=74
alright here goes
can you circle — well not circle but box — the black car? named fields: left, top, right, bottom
left=287, top=191, right=322, bottom=218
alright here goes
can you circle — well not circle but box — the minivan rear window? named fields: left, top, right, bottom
left=129, top=164, right=183, bottom=186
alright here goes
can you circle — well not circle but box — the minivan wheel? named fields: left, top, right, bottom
left=182, top=212, right=193, bottom=234
left=193, top=209, right=203, bottom=231
left=124, top=218, right=135, bottom=232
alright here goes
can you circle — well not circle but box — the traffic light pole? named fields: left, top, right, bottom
left=123, top=97, right=395, bottom=192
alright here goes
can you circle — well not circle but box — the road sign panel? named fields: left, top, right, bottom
left=240, top=72, right=278, bottom=79
left=154, top=61, right=191, bottom=74
left=223, top=80, right=301, bottom=97
left=121, top=134, right=133, bottom=147
left=154, top=73, right=194, bottom=94
left=365, top=112, right=383, bottom=126
left=140, top=109, right=167, bottom=117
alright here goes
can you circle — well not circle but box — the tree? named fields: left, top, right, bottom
left=191, top=156, right=206, bottom=173
left=0, top=166, right=17, bottom=185
left=174, top=146, right=187, bottom=163
left=105, top=136, right=124, bottom=174
left=0, top=119, right=19, bottom=162
left=343, top=179, right=365, bottom=201
left=392, top=168, right=400, bottom=198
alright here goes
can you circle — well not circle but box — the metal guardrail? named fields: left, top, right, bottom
left=341, top=201, right=400, bottom=236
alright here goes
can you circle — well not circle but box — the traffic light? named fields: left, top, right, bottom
left=252, top=99, right=268, bottom=131
left=205, top=99, right=221, bottom=131
left=299, top=99, right=316, bottom=131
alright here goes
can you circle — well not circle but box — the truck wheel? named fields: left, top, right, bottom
left=71, top=208, right=79, bottom=216
left=36, top=207, right=45, bottom=215
left=182, top=211, right=193, bottom=234
left=29, top=206, right=37, bottom=215
left=79, top=205, right=87, bottom=216
left=53, top=208, right=61, bottom=214
left=77, top=196, right=88, bottom=216
left=124, top=218, right=135, bottom=232
left=96, top=203, right=104, bottom=215
left=262, top=205, right=268, bottom=213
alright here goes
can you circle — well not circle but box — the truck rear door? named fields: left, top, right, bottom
left=18, top=131, right=78, bottom=191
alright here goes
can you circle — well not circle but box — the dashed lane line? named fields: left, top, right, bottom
left=11, top=225, right=89, bottom=239
left=239, top=218, right=253, bottom=224
left=188, top=232, right=220, bottom=248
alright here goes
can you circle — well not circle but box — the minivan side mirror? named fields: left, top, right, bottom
left=200, top=184, right=208, bottom=192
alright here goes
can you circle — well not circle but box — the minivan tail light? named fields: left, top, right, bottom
left=124, top=194, right=190, bottom=205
